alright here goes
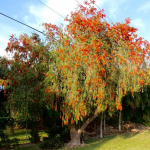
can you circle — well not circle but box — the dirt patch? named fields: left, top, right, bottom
left=17, top=143, right=40, bottom=149
left=84, top=121, right=150, bottom=139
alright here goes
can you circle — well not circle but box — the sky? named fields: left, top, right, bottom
left=0, top=0, right=150, bottom=57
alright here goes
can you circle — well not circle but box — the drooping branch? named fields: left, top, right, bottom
left=78, top=109, right=98, bottom=134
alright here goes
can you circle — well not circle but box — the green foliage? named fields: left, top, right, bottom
left=4, top=33, right=50, bottom=125
left=10, top=138, right=20, bottom=147
left=39, top=107, right=70, bottom=149
left=122, top=85, right=150, bottom=125
left=0, top=56, right=8, bottom=79
left=0, top=130, right=19, bottom=148
left=45, top=125, right=70, bottom=142
left=28, top=130, right=40, bottom=143
left=39, top=134, right=63, bottom=149
left=0, top=131, right=10, bottom=148
left=0, top=89, right=9, bottom=130
left=43, top=107, right=70, bottom=142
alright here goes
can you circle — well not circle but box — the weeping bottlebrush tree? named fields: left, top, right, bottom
left=43, top=0, right=150, bottom=146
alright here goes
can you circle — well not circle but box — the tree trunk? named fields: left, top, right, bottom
left=100, top=112, right=103, bottom=138
left=67, top=109, right=98, bottom=147
left=119, top=110, right=121, bottom=131
left=9, top=105, right=14, bottom=135
left=68, top=123, right=81, bottom=147
left=10, top=124, right=14, bottom=135
left=103, top=112, right=106, bottom=131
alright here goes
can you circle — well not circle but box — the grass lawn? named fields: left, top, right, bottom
left=2, top=129, right=150, bottom=150
left=69, top=130, right=150, bottom=150
left=5, top=129, right=48, bottom=144
left=1, top=128, right=47, bottom=149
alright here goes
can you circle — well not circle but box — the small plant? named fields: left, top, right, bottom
left=0, top=130, right=20, bottom=148
left=10, top=138, right=19, bottom=147
left=0, top=131, right=11, bottom=148
left=39, top=134, right=63, bottom=149
left=28, top=130, right=40, bottom=143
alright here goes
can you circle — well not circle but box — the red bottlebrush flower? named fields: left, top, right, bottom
left=116, top=103, right=122, bottom=111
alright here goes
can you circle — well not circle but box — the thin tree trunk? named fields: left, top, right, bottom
left=9, top=106, right=14, bottom=135
left=80, top=109, right=98, bottom=132
left=103, top=112, right=106, bottom=131
left=100, top=112, right=103, bottom=138
left=119, top=110, right=121, bottom=131
left=26, top=122, right=28, bottom=144
left=10, top=124, right=14, bottom=135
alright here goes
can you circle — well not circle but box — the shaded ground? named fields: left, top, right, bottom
left=84, top=121, right=150, bottom=139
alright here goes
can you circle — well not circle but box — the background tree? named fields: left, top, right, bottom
left=122, top=85, right=150, bottom=125
left=0, top=57, right=10, bottom=147
left=4, top=33, right=50, bottom=142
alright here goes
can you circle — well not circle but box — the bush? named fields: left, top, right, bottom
left=39, top=125, right=70, bottom=149
left=0, top=131, right=11, bottom=148
left=10, top=138, right=19, bottom=147
left=39, top=107, right=70, bottom=149
left=0, top=130, right=19, bottom=148
left=60, top=126, right=70, bottom=143
left=29, top=130, right=40, bottom=143
left=39, top=134, right=63, bottom=149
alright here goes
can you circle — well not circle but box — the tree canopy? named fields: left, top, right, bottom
left=44, top=1, right=150, bottom=126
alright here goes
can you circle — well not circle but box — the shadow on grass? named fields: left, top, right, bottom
left=85, top=132, right=139, bottom=143
left=74, top=132, right=141, bottom=150
left=119, top=132, right=139, bottom=139
left=10, top=131, right=28, bottom=137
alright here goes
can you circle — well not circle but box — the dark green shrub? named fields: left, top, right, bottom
left=0, top=131, right=11, bottom=148
left=28, top=130, right=40, bottom=143
left=10, top=138, right=19, bottom=147
left=39, top=125, right=70, bottom=149
left=45, top=125, right=70, bottom=143
left=39, top=134, right=63, bottom=149
left=39, top=140, right=51, bottom=149
left=0, top=130, right=19, bottom=148
left=43, top=136, right=49, bottom=141
left=41, top=107, right=70, bottom=149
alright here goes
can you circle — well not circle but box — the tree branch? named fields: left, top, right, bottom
left=78, top=109, right=98, bottom=134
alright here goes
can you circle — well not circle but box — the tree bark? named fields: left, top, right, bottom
left=103, top=112, right=106, bottom=131
left=80, top=109, right=98, bottom=132
left=100, top=112, right=103, bottom=138
left=67, top=109, right=98, bottom=147
left=10, top=124, right=14, bottom=135
left=119, top=110, right=121, bottom=131
left=68, top=122, right=81, bottom=147
left=9, top=108, right=14, bottom=135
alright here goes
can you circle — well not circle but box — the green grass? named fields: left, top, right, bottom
left=2, top=129, right=150, bottom=150
left=5, top=129, right=48, bottom=144
left=68, top=130, right=150, bottom=150
left=1, top=128, right=47, bottom=149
